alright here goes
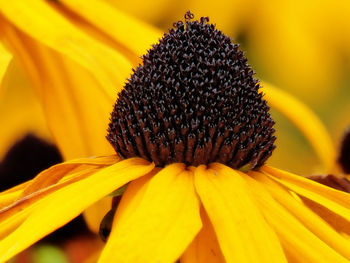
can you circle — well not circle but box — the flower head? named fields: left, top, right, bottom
left=1, top=12, right=350, bottom=263
left=108, top=12, right=275, bottom=169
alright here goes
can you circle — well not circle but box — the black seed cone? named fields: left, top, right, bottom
left=107, top=13, right=276, bottom=169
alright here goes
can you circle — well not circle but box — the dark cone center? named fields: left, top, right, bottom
left=107, top=12, right=276, bottom=170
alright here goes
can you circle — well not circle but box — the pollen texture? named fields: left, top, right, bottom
left=107, top=13, right=276, bottom=169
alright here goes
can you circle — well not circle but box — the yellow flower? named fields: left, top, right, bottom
left=1, top=11, right=350, bottom=263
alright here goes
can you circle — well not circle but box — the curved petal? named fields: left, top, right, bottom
left=0, top=208, right=29, bottom=239
left=0, top=190, right=21, bottom=208
left=83, top=197, right=113, bottom=234
left=249, top=170, right=350, bottom=260
left=194, top=164, right=287, bottom=263
left=0, top=0, right=132, bottom=98
left=0, top=42, right=12, bottom=87
left=243, top=171, right=350, bottom=262
left=261, top=82, right=336, bottom=173
left=20, top=155, right=119, bottom=197
left=4, top=167, right=97, bottom=212
left=301, top=197, right=350, bottom=236
left=262, top=166, right=350, bottom=220
left=4, top=32, right=116, bottom=159
left=0, top=58, right=51, bottom=160
left=65, top=155, right=119, bottom=166
left=99, top=164, right=202, bottom=263
left=0, top=167, right=98, bottom=239
left=0, top=158, right=154, bottom=262
left=0, top=156, right=118, bottom=238
left=181, top=207, right=225, bottom=263
left=0, top=0, right=133, bottom=159
left=0, top=180, right=31, bottom=195
left=106, top=0, right=182, bottom=28
left=54, top=0, right=162, bottom=62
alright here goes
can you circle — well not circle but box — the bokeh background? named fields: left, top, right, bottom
left=1, top=0, right=350, bottom=262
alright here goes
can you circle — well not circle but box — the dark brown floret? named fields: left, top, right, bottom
left=339, top=127, right=350, bottom=174
left=107, top=12, right=276, bottom=170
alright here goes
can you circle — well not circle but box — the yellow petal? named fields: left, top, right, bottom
left=250, top=170, right=350, bottom=260
left=0, top=0, right=133, bottom=159
left=15, top=155, right=115, bottom=234
left=0, top=157, right=134, bottom=222
left=0, top=57, right=51, bottom=160
left=19, top=163, right=86, bottom=198
left=0, top=180, right=29, bottom=195
left=20, top=155, right=118, bottom=197
left=261, top=83, right=336, bottom=173
left=263, top=166, right=350, bottom=220
left=302, top=197, right=350, bottom=236
left=0, top=190, right=21, bottom=208
left=1, top=19, right=41, bottom=86
left=106, top=0, right=181, bottom=27
left=181, top=207, right=225, bottom=263
left=243, top=171, right=349, bottom=262
left=15, top=39, right=115, bottom=159
left=99, top=164, right=202, bottom=263
left=56, top=0, right=162, bottom=61
left=0, top=158, right=154, bottom=262
left=106, top=169, right=156, bottom=224
left=0, top=0, right=132, bottom=98
left=0, top=167, right=97, bottom=224
left=65, top=155, right=120, bottom=165
left=0, top=208, right=29, bottom=239
left=194, top=164, right=287, bottom=263
left=83, top=196, right=112, bottom=234
left=0, top=181, right=30, bottom=210
left=0, top=181, right=29, bottom=210
left=0, top=42, right=12, bottom=88
left=0, top=167, right=97, bottom=239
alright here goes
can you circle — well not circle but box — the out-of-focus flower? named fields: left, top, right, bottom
left=1, top=13, right=350, bottom=263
